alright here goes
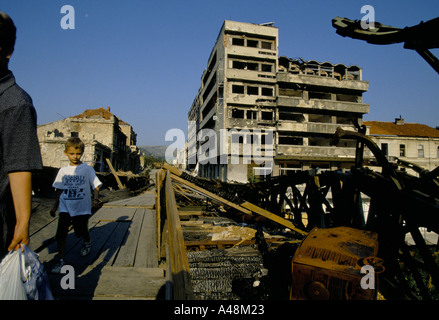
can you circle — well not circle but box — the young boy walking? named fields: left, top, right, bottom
left=50, top=137, right=102, bottom=273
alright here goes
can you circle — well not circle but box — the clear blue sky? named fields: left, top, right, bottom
left=2, top=0, right=439, bottom=146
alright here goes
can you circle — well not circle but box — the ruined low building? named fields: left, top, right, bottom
left=37, top=107, right=141, bottom=172
left=365, top=118, right=439, bottom=175
left=187, top=20, right=369, bottom=183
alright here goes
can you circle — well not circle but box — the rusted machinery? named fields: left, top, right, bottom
left=290, top=226, right=381, bottom=300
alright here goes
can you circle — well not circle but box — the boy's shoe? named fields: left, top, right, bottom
left=51, top=259, right=65, bottom=274
left=80, top=240, right=92, bottom=256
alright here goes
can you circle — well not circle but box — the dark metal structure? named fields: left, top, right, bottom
left=332, top=16, right=439, bottom=74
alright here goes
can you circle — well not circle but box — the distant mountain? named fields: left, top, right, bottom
left=139, top=145, right=168, bottom=159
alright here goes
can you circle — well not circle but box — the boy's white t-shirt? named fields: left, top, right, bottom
left=52, top=163, right=102, bottom=217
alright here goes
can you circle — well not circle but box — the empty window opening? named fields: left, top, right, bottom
left=261, top=87, right=274, bottom=96
left=400, top=144, right=406, bottom=157
left=261, top=41, right=272, bottom=50
left=309, top=92, right=331, bottom=100
left=247, top=39, right=259, bottom=48
left=308, top=113, right=332, bottom=123
left=232, top=60, right=246, bottom=69
left=232, top=38, right=245, bottom=46
left=232, top=108, right=244, bottom=119
left=381, top=143, right=389, bottom=157
left=278, top=109, right=305, bottom=122
left=47, top=129, right=64, bottom=138
left=309, top=137, right=332, bottom=147
left=232, top=85, right=245, bottom=94
left=232, top=60, right=258, bottom=71
left=279, top=135, right=303, bottom=145
left=336, top=116, right=354, bottom=125
left=336, top=93, right=358, bottom=102
left=247, top=62, right=259, bottom=71
left=261, top=64, right=272, bottom=72
left=247, top=110, right=257, bottom=120
left=247, top=86, right=259, bottom=95
left=278, top=87, right=302, bottom=97
left=261, top=111, right=273, bottom=121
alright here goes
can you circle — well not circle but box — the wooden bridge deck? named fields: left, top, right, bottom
left=29, top=189, right=167, bottom=300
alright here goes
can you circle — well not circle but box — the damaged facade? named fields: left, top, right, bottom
left=37, top=107, right=141, bottom=172
left=187, top=20, right=369, bottom=183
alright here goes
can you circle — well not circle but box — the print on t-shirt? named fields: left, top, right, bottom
left=63, top=175, right=86, bottom=200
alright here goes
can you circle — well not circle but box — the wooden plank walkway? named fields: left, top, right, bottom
left=29, top=189, right=167, bottom=300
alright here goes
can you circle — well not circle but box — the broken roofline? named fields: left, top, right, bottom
left=165, top=126, right=274, bottom=167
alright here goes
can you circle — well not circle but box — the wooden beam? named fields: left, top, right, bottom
left=164, top=162, right=307, bottom=235
left=240, top=202, right=308, bottom=236
left=164, top=170, right=194, bottom=300
left=155, top=169, right=166, bottom=263
left=105, top=158, right=126, bottom=190
left=162, top=162, right=182, bottom=176
left=170, top=174, right=252, bottom=215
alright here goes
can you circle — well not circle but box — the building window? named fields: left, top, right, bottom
left=247, top=62, right=259, bottom=71
left=232, top=108, right=244, bottom=119
left=418, top=144, right=424, bottom=158
left=232, top=60, right=259, bottom=71
left=278, top=108, right=305, bottom=122
left=437, top=146, right=439, bottom=158
left=261, top=111, right=273, bottom=121
left=71, top=132, right=79, bottom=138
left=279, top=135, right=303, bottom=145
left=381, top=143, right=388, bottom=157
left=261, top=87, right=274, bottom=96
left=247, top=39, right=259, bottom=48
left=400, top=144, right=406, bottom=157
left=261, top=64, right=272, bottom=72
left=261, top=41, right=272, bottom=50
left=232, top=85, right=244, bottom=94
left=246, top=110, right=257, bottom=120
left=232, top=60, right=246, bottom=69
left=247, top=86, right=259, bottom=95
left=232, top=38, right=244, bottom=46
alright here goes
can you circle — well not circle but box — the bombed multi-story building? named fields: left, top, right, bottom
left=187, top=20, right=369, bottom=183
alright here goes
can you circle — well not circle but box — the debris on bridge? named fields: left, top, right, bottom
left=157, top=125, right=439, bottom=300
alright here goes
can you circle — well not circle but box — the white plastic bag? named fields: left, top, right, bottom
left=0, top=245, right=54, bottom=300
left=0, top=250, right=27, bottom=300
left=20, top=245, right=54, bottom=300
